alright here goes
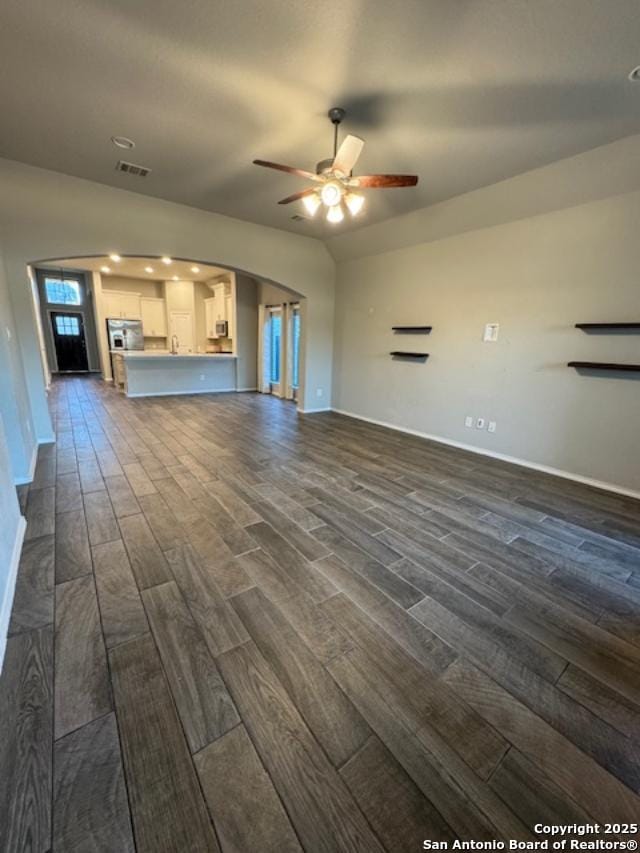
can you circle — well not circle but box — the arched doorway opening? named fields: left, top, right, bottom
left=29, top=253, right=304, bottom=403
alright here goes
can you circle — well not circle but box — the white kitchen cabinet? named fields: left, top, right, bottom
left=140, top=297, right=167, bottom=337
left=204, top=297, right=217, bottom=338
left=205, top=283, right=231, bottom=338
left=224, top=293, right=235, bottom=339
left=103, top=289, right=141, bottom=319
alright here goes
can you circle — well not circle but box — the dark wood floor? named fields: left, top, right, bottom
left=2, top=376, right=640, bottom=852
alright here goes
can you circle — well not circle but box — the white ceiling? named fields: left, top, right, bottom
left=47, top=256, right=230, bottom=282
left=2, top=0, right=640, bottom=237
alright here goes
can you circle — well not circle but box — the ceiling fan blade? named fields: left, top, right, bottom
left=253, top=159, right=321, bottom=181
left=332, top=134, right=365, bottom=176
left=352, top=174, right=419, bottom=188
left=277, top=188, right=317, bottom=205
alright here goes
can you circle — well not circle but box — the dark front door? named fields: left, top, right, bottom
left=50, top=312, right=89, bottom=372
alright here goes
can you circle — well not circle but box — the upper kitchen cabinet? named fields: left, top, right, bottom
left=103, top=289, right=141, bottom=319
left=205, top=281, right=233, bottom=338
left=140, top=297, right=167, bottom=337
left=224, top=292, right=235, bottom=340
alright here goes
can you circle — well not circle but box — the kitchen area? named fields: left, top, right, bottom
left=32, top=253, right=302, bottom=402
left=98, top=258, right=238, bottom=396
left=64, top=261, right=235, bottom=404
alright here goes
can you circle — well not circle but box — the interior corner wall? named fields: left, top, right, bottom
left=0, top=243, right=37, bottom=481
left=333, top=188, right=640, bottom=495
left=0, top=157, right=335, bottom=461
left=235, top=275, right=258, bottom=390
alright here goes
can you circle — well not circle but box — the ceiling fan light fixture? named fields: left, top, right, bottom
left=345, top=193, right=365, bottom=216
left=320, top=181, right=343, bottom=207
left=326, top=203, right=344, bottom=224
left=302, top=192, right=321, bottom=217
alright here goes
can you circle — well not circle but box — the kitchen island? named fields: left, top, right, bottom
left=111, top=351, right=238, bottom=397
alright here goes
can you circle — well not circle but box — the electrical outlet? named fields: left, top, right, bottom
left=316, top=388, right=323, bottom=398
left=464, top=416, right=473, bottom=428
left=476, top=417, right=486, bottom=429
left=488, top=421, right=497, bottom=433
left=199, top=374, right=205, bottom=381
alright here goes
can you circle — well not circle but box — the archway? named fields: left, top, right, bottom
left=28, top=253, right=306, bottom=404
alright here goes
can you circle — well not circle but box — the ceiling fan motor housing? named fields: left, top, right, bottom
left=315, top=157, right=335, bottom=175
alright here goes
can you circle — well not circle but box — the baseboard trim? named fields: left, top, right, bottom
left=331, top=407, right=640, bottom=501
left=0, top=516, right=27, bottom=674
left=297, top=406, right=332, bottom=414
left=126, top=387, right=238, bottom=398
left=14, top=435, right=57, bottom=486
left=236, top=387, right=258, bottom=392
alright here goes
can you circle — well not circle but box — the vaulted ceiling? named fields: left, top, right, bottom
left=2, top=0, right=640, bottom=236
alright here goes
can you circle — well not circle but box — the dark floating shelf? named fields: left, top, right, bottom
left=568, top=361, right=640, bottom=372
left=575, top=323, right=640, bottom=330
left=392, top=325, right=433, bottom=333
left=390, top=351, right=429, bottom=360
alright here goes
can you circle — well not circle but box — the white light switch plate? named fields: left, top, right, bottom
left=483, top=323, right=499, bottom=342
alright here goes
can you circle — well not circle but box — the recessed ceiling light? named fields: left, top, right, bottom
left=109, top=253, right=122, bottom=262
left=172, top=275, right=179, bottom=281
left=191, top=266, right=200, bottom=273
left=144, top=266, right=154, bottom=273
left=101, top=266, right=111, bottom=274
left=628, top=66, right=640, bottom=81
left=161, top=256, right=172, bottom=265
left=111, top=136, right=135, bottom=149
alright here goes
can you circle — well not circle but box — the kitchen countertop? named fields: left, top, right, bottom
left=110, top=350, right=236, bottom=359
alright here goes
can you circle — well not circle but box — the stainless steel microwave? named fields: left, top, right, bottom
left=216, top=320, right=228, bottom=336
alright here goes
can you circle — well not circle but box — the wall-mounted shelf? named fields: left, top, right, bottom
left=390, top=351, right=429, bottom=360
left=568, top=361, right=640, bottom=372
left=575, top=323, right=640, bottom=331
left=392, top=326, right=432, bottom=333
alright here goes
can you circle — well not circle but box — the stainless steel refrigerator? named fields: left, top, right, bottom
left=107, top=319, right=144, bottom=379
left=106, top=318, right=144, bottom=352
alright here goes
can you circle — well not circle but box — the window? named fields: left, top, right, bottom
left=45, top=277, right=81, bottom=305
left=291, top=308, right=301, bottom=389
left=55, top=315, right=80, bottom=336
left=270, top=313, right=281, bottom=384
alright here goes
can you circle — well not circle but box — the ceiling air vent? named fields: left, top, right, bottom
left=115, top=159, right=151, bottom=177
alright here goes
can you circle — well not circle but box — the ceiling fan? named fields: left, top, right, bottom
left=253, top=108, right=418, bottom=224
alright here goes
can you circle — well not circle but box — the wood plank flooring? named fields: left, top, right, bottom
left=1, top=375, right=640, bottom=852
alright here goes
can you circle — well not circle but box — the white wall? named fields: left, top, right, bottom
left=333, top=186, right=640, bottom=495
left=0, top=414, right=26, bottom=671
left=258, top=280, right=300, bottom=306
left=0, top=156, right=335, bottom=468
left=0, top=237, right=29, bottom=666
left=0, top=244, right=37, bottom=481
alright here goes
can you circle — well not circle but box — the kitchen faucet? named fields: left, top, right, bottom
left=170, top=334, right=179, bottom=354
